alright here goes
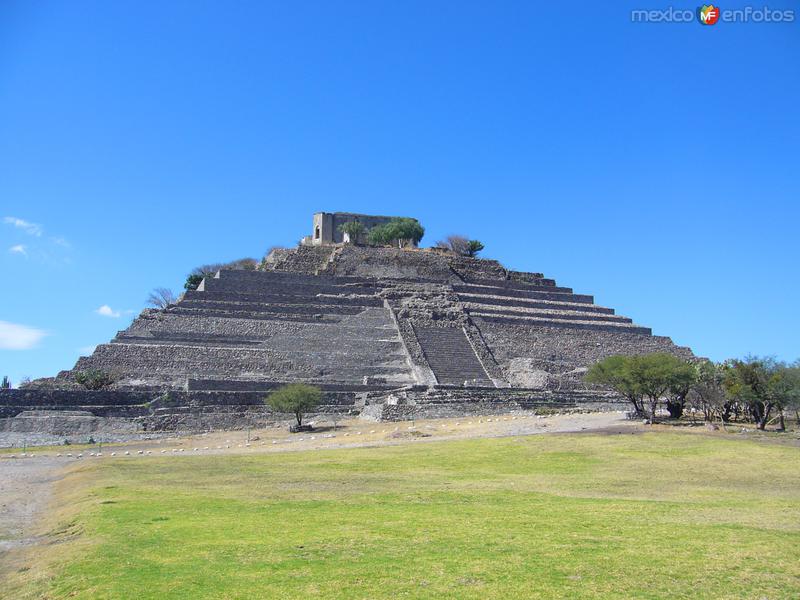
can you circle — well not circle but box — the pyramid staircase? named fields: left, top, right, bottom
left=413, top=326, right=493, bottom=387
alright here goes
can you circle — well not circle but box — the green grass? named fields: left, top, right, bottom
left=9, top=432, right=800, bottom=599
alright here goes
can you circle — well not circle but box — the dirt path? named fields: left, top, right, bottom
left=0, top=410, right=632, bottom=580
left=0, top=454, right=70, bottom=582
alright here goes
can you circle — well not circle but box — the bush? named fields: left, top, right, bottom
left=184, top=273, right=207, bottom=291
left=74, top=369, right=115, bottom=390
left=338, top=221, right=366, bottom=244
left=367, top=218, right=424, bottom=248
left=465, top=240, right=484, bottom=257
left=436, top=236, right=484, bottom=257
left=184, top=258, right=259, bottom=291
left=436, top=235, right=469, bottom=255
left=265, top=383, right=322, bottom=428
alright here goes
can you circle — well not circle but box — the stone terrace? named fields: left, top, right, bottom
left=2, top=242, right=692, bottom=429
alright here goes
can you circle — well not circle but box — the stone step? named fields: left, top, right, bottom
left=188, top=379, right=400, bottom=392
left=176, top=299, right=377, bottom=316
left=215, top=269, right=377, bottom=287
left=471, top=313, right=652, bottom=335
left=184, top=289, right=382, bottom=307
left=413, top=326, right=493, bottom=386
left=201, top=278, right=377, bottom=297
left=464, top=278, right=571, bottom=293
left=456, top=293, right=614, bottom=314
left=463, top=304, right=633, bottom=324
left=166, top=306, right=366, bottom=321
left=115, top=332, right=406, bottom=350
left=453, top=284, right=593, bottom=304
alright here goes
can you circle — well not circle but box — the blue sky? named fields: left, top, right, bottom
left=1, top=1, right=798, bottom=384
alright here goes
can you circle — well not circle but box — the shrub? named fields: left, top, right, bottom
left=339, top=221, right=366, bottom=244
left=184, top=273, right=206, bottom=291
left=436, top=236, right=484, bottom=257
left=184, top=258, right=259, bottom=291
left=74, top=369, right=115, bottom=390
left=465, top=240, right=484, bottom=257
left=367, top=218, right=424, bottom=248
left=436, top=235, right=469, bottom=255
left=265, top=383, right=322, bottom=428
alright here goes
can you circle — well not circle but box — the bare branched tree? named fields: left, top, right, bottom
left=147, top=287, right=177, bottom=309
left=436, top=235, right=484, bottom=257
left=436, top=235, right=470, bottom=255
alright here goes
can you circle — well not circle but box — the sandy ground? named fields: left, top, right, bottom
left=0, top=410, right=633, bottom=579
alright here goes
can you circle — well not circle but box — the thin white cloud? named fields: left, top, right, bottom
left=0, top=320, right=47, bottom=350
left=51, top=236, right=71, bottom=248
left=95, top=305, right=121, bottom=318
left=9, top=244, right=27, bottom=256
left=3, top=216, right=43, bottom=237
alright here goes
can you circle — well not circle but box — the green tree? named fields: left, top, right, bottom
left=465, top=240, right=485, bottom=257
left=338, top=221, right=366, bottom=244
left=689, top=360, right=728, bottom=422
left=663, top=358, right=697, bottom=419
left=765, top=362, right=800, bottom=431
left=722, top=356, right=795, bottom=431
left=631, top=353, right=689, bottom=423
left=585, top=355, right=645, bottom=416
left=184, top=273, right=205, bottom=291
left=367, top=218, right=424, bottom=248
left=1, top=376, right=10, bottom=390
left=184, top=264, right=221, bottom=291
left=265, top=383, right=322, bottom=428
left=587, top=353, right=694, bottom=422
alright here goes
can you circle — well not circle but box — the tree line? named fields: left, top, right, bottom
left=586, top=353, right=800, bottom=430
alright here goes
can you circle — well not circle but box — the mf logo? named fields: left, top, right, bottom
left=698, top=4, right=720, bottom=24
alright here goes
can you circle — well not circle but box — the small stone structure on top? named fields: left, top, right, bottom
left=303, top=212, right=416, bottom=246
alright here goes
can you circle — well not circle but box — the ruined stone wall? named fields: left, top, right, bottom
left=324, top=246, right=458, bottom=280
left=314, top=213, right=404, bottom=245
left=362, top=387, right=626, bottom=421
left=476, top=318, right=692, bottom=387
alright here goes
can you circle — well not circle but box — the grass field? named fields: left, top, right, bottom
left=6, top=431, right=800, bottom=599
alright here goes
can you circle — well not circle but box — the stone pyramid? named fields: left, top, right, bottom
left=1, top=215, right=692, bottom=429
